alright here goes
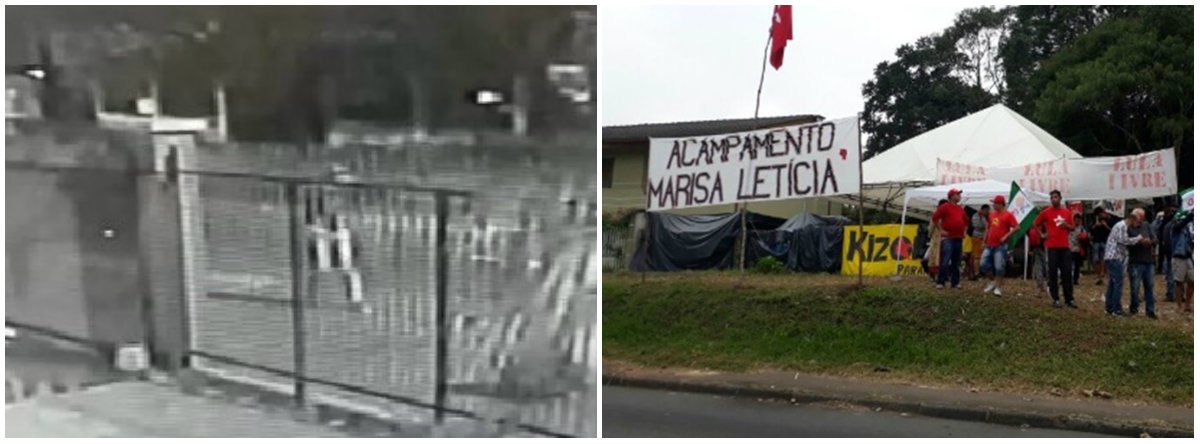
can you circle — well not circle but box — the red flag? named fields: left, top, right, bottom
left=769, top=5, right=793, bottom=70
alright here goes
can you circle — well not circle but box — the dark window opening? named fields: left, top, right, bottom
left=602, top=157, right=614, bottom=189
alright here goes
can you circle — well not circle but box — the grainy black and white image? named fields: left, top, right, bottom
left=5, top=5, right=597, bottom=438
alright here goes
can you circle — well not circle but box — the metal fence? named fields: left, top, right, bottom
left=5, top=126, right=595, bottom=437
left=178, top=156, right=595, bottom=437
left=602, top=227, right=636, bottom=272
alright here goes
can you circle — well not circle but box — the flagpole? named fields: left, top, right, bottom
left=741, top=25, right=773, bottom=273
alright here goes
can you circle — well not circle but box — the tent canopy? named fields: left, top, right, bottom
left=904, top=179, right=1051, bottom=212
left=848, top=104, right=1082, bottom=213
left=864, top=104, right=1082, bottom=186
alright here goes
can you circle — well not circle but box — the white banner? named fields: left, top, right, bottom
left=646, top=116, right=860, bottom=211
left=936, top=148, right=1178, bottom=200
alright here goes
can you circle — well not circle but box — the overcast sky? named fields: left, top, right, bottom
left=601, top=4, right=969, bottom=126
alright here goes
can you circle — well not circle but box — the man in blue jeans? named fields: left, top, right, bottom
left=1127, top=208, right=1157, bottom=318
left=1103, top=212, right=1147, bottom=316
left=981, top=195, right=1018, bottom=296
left=932, top=189, right=968, bottom=289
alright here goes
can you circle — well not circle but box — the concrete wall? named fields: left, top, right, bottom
left=5, top=124, right=155, bottom=353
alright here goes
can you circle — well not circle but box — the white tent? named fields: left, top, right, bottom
left=899, top=179, right=1052, bottom=279
left=902, top=179, right=1051, bottom=213
left=846, top=103, right=1082, bottom=212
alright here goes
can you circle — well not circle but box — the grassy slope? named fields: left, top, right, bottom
left=603, top=272, right=1194, bottom=406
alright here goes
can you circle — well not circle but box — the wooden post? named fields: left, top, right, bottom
left=742, top=23, right=773, bottom=273
left=857, top=113, right=866, bottom=287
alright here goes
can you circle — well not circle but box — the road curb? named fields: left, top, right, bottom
left=603, top=373, right=1193, bottom=438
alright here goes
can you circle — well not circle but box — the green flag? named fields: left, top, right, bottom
left=1006, top=181, right=1042, bottom=250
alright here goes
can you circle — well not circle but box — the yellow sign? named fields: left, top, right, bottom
left=841, top=224, right=923, bottom=277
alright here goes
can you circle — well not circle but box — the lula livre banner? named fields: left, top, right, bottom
left=935, top=147, right=1178, bottom=200
left=646, top=116, right=861, bottom=212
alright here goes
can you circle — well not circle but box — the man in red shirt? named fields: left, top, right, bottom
left=981, top=195, right=1019, bottom=297
left=1033, top=190, right=1077, bottom=308
left=932, top=188, right=968, bottom=289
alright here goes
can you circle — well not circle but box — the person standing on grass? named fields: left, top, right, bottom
left=1104, top=212, right=1148, bottom=316
left=932, top=189, right=968, bottom=289
left=1158, top=203, right=1178, bottom=302
left=981, top=196, right=1017, bottom=297
left=1089, top=207, right=1112, bottom=285
left=1069, top=213, right=1088, bottom=286
left=1169, top=211, right=1193, bottom=314
left=1027, top=226, right=1046, bottom=286
left=968, top=204, right=990, bottom=281
left=928, top=199, right=948, bottom=280
left=1033, top=190, right=1077, bottom=309
left=1126, top=208, right=1158, bottom=319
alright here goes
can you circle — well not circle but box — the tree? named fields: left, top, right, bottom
left=997, top=6, right=1131, bottom=115
left=946, top=6, right=1012, bottom=96
left=12, top=6, right=591, bottom=143
left=861, top=32, right=995, bottom=157
left=1030, top=6, right=1193, bottom=187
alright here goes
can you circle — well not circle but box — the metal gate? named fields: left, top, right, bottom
left=185, top=172, right=451, bottom=424
left=180, top=168, right=594, bottom=436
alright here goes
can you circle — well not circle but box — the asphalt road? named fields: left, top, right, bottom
left=603, top=386, right=1116, bottom=438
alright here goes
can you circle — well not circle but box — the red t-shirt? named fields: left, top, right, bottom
left=1028, top=227, right=1043, bottom=246
left=985, top=210, right=1019, bottom=248
left=1034, top=206, right=1075, bottom=249
left=932, top=202, right=968, bottom=239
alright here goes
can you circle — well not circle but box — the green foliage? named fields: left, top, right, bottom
left=602, top=207, right=642, bottom=230
left=999, top=6, right=1115, bottom=115
left=1030, top=6, right=1193, bottom=183
left=861, top=9, right=1001, bottom=157
left=18, top=6, right=592, bottom=142
left=752, top=256, right=786, bottom=274
left=603, top=273, right=1194, bottom=405
left=863, top=5, right=1193, bottom=188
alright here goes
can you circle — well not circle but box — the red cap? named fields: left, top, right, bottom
left=948, top=188, right=962, bottom=197
left=992, top=195, right=1006, bottom=205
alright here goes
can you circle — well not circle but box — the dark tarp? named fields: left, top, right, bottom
left=630, top=212, right=741, bottom=271
left=631, top=211, right=851, bottom=273
left=746, top=213, right=851, bottom=272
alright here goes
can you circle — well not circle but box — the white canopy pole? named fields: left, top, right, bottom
left=897, top=195, right=910, bottom=276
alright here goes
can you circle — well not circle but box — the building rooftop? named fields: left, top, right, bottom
left=602, top=113, right=823, bottom=144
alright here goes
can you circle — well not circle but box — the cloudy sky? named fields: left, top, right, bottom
left=601, top=4, right=968, bottom=126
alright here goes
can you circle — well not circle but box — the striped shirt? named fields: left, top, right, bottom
left=971, top=212, right=988, bottom=238
left=1104, top=220, right=1144, bottom=262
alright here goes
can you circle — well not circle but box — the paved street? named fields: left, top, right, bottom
left=603, top=386, right=1116, bottom=438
